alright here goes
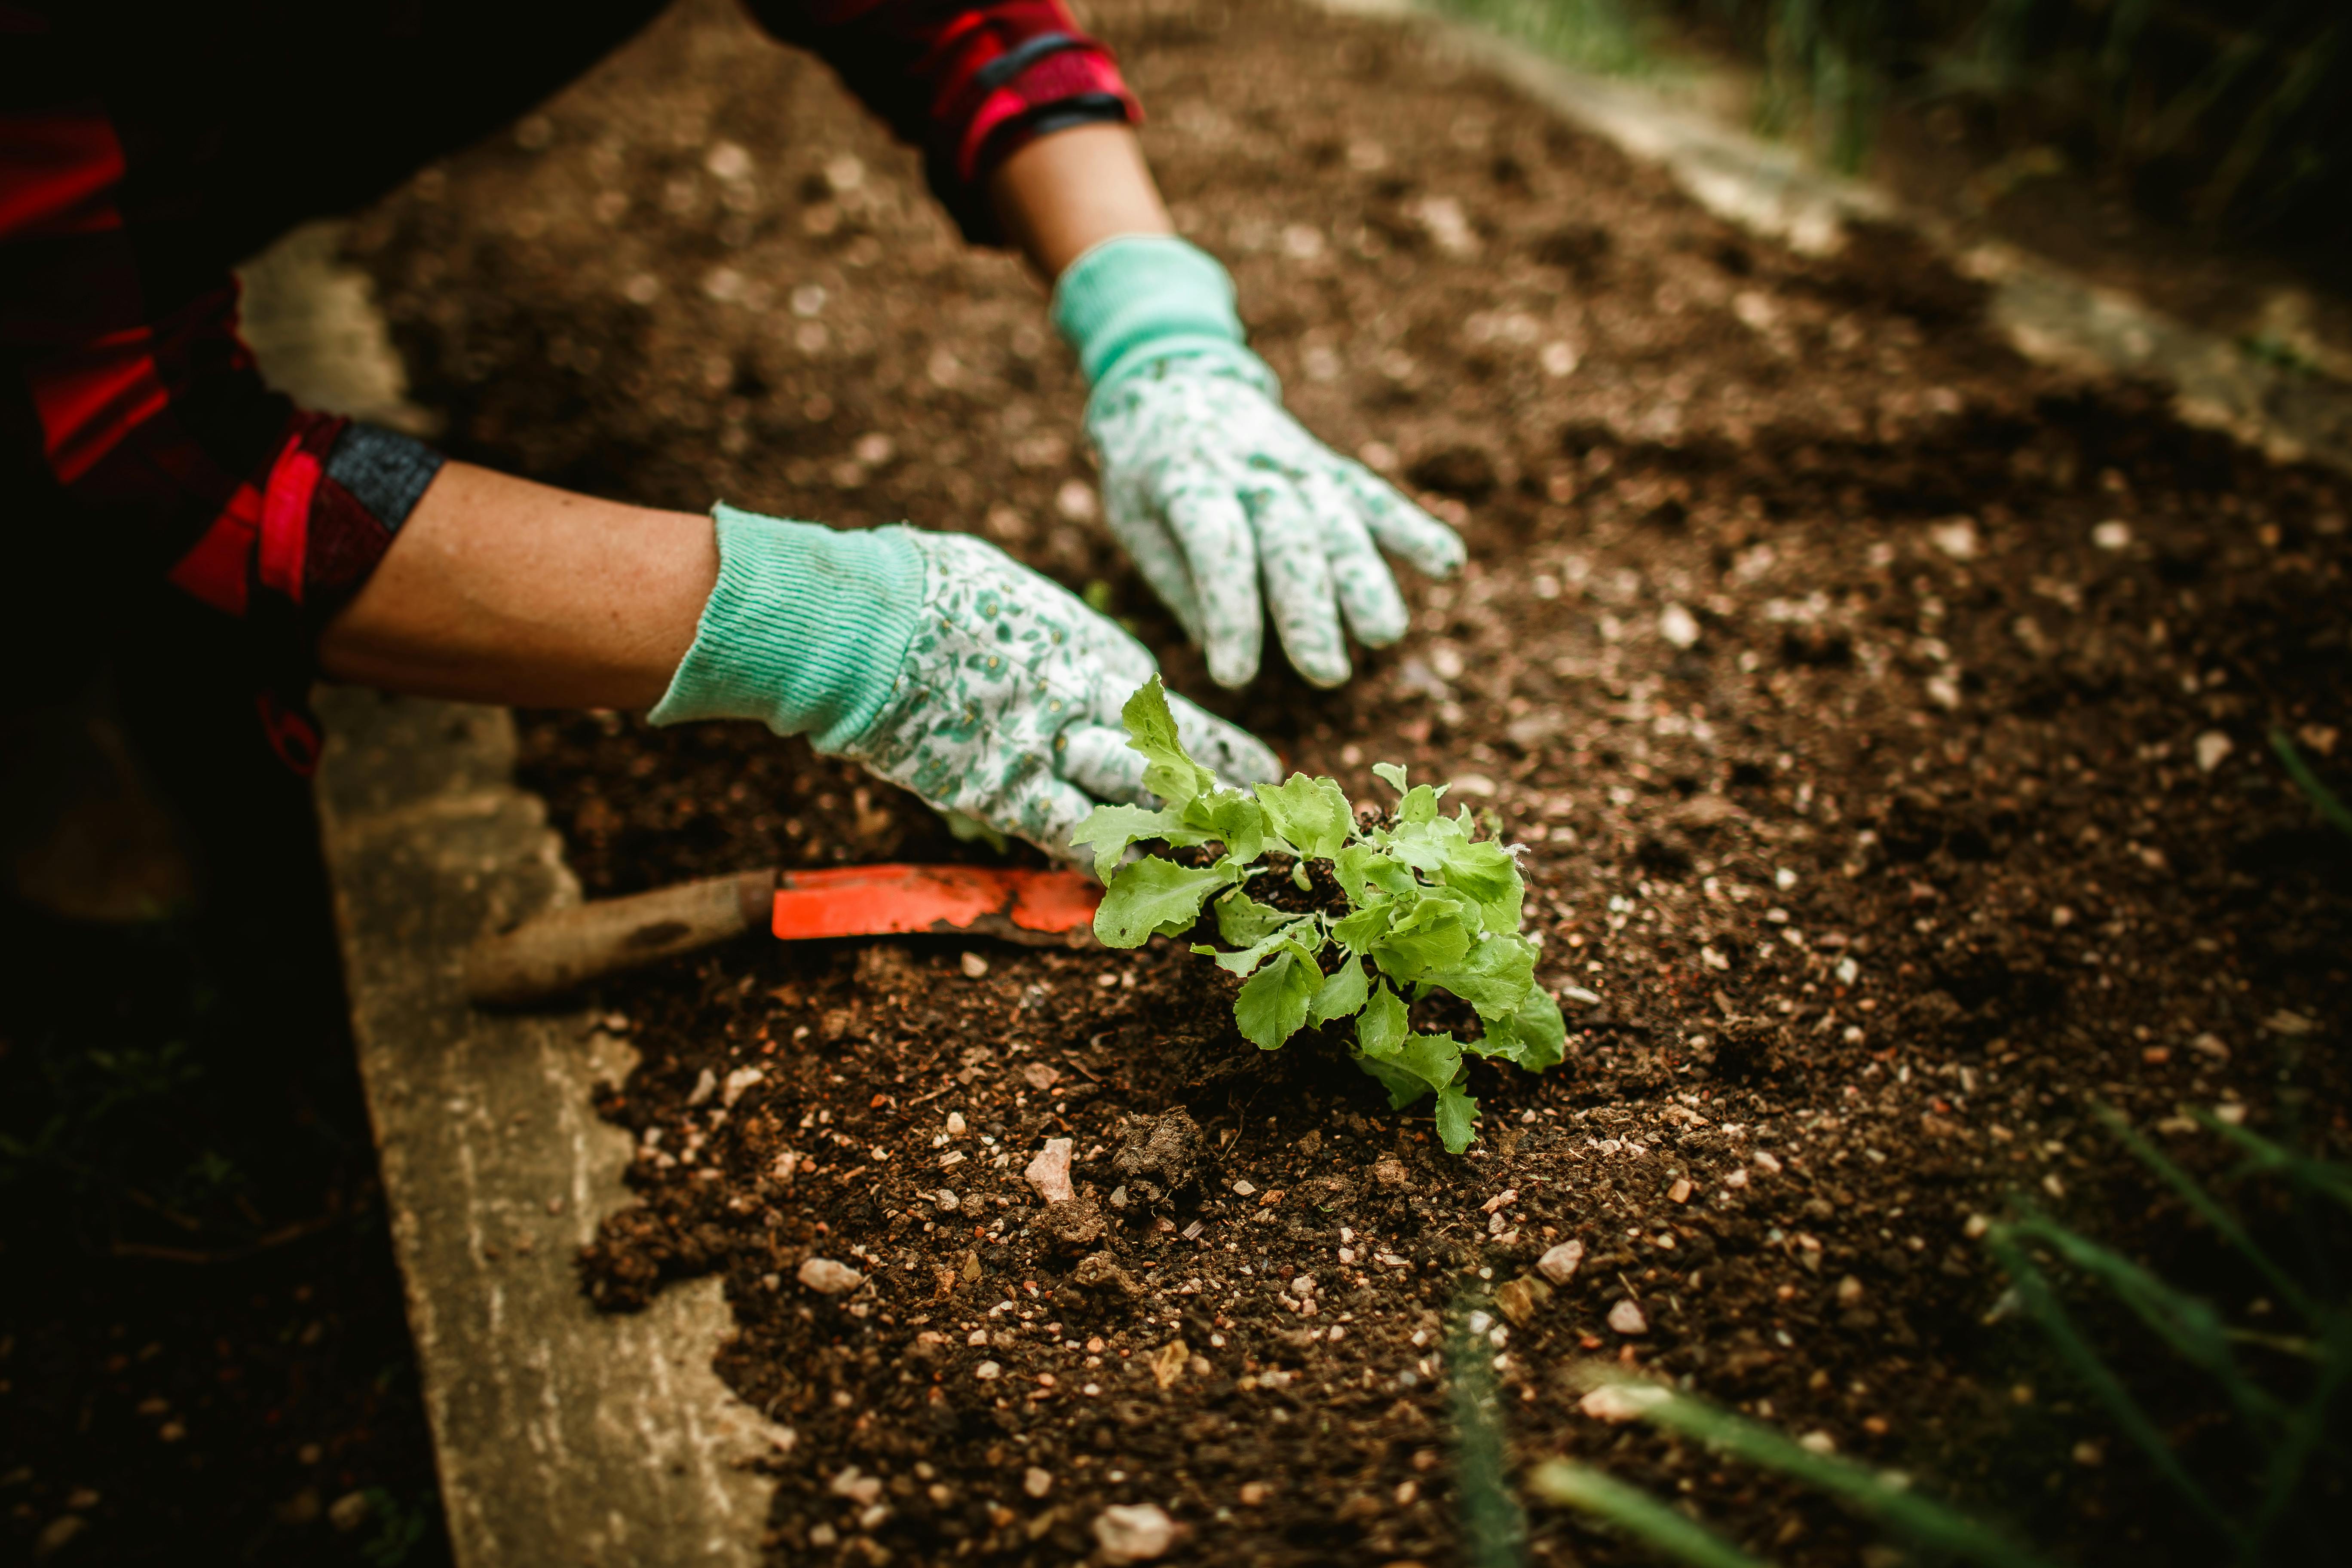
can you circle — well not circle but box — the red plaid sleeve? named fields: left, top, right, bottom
left=3, top=83, right=440, bottom=773
left=745, top=0, right=1142, bottom=243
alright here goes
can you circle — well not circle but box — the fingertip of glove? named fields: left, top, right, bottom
left=1298, top=658, right=1352, bottom=691
left=1207, top=647, right=1261, bottom=689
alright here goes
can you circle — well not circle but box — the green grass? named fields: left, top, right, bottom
left=1527, top=1110, right=2351, bottom=1565
left=1433, top=0, right=2352, bottom=236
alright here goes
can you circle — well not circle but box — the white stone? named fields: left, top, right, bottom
left=1093, top=1502, right=1178, bottom=1563
left=1536, top=1239, right=1585, bottom=1285
left=685, top=1067, right=717, bottom=1107
left=1659, top=602, right=1701, bottom=649
left=1608, top=1298, right=1648, bottom=1335
left=1025, top=1138, right=1075, bottom=1204
left=1929, top=518, right=1980, bottom=560
left=2196, top=730, right=2234, bottom=773
left=720, top=1066, right=763, bottom=1108
left=960, top=951, right=989, bottom=978
left=797, top=1258, right=864, bottom=1295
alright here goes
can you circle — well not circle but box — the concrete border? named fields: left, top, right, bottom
left=242, top=230, right=789, bottom=1568
left=1322, top=0, right=2352, bottom=474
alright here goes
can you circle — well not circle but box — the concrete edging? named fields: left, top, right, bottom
left=239, top=228, right=789, bottom=1568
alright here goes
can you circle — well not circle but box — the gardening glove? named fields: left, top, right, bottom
left=647, top=504, right=1280, bottom=859
left=1054, top=235, right=1466, bottom=690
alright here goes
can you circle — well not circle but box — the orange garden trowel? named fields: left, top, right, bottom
left=464, top=864, right=1099, bottom=1007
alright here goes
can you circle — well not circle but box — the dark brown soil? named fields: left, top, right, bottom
left=352, top=0, right=2351, bottom=1562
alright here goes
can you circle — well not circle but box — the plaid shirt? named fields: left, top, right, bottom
left=1, top=0, right=1136, bottom=772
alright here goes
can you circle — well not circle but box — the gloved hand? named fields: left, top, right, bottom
left=648, top=504, right=1279, bottom=858
left=1054, top=236, right=1465, bottom=689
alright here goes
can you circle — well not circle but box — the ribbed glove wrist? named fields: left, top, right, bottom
left=648, top=503, right=924, bottom=750
left=1050, top=235, right=1277, bottom=400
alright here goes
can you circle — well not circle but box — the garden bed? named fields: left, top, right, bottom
left=353, top=0, right=2351, bottom=1562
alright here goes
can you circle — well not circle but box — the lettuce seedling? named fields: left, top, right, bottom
left=1074, top=678, right=1566, bottom=1153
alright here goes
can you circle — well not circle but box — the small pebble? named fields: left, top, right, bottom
left=960, top=951, right=989, bottom=979
left=1798, top=1431, right=1837, bottom=1455
left=946, top=1111, right=968, bottom=1137
left=1023, top=1467, right=1053, bottom=1499
left=327, top=1491, right=371, bottom=1532
left=1836, top=1276, right=1865, bottom=1307
left=798, top=1257, right=865, bottom=1295
left=1025, top=1139, right=1075, bottom=1204
left=1093, top=1502, right=1177, bottom=1563
left=974, top=1361, right=1002, bottom=1381
left=2195, top=730, right=2234, bottom=773
left=685, top=1068, right=717, bottom=1107
left=1608, top=1298, right=1648, bottom=1335
left=1535, top=1239, right=1584, bottom=1285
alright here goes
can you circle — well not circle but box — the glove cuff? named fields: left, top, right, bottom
left=1051, top=235, right=1275, bottom=396
left=649, top=504, right=925, bottom=750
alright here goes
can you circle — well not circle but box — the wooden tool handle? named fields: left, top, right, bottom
left=464, top=868, right=776, bottom=1007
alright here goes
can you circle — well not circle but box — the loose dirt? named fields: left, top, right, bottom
left=352, top=0, right=2351, bottom=1562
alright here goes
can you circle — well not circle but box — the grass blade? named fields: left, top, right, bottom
left=2191, top=1107, right=2352, bottom=1216
left=2247, top=1352, right=2352, bottom=1558
left=1450, top=1311, right=1527, bottom=1568
left=1528, top=1461, right=1770, bottom=1568
left=2005, top=1215, right=2287, bottom=1433
left=2096, top=1104, right=2317, bottom=1322
left=1574, top=1372, right=2058, bottom=1568
left=2270, top=727, right=2352, bottom=840
left=1985, top=1230, right=2245, bottom=1546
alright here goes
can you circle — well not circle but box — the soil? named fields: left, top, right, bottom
left=0, top=906, right=451, bottom=1567
left=351, top=0, right=2351, bottom=1562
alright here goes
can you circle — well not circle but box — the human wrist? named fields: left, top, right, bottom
left=1050, top=235, right=1274, bottom=397
left=648, top=504, right=924, bottom=749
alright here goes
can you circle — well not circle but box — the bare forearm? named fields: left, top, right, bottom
left=315, top=462, right=716, bottom=710
left=989, top=122, right=1173, bottom=281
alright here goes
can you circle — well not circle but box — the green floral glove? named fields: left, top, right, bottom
left=649, top=504, right=1280, bottom=858
left=1054, top=236, right=1466, bottom=689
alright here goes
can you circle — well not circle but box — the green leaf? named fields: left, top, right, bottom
left=1370, top=895, right=1473, bottom=981
left=1433, top=1081, right=1481, bottom=1153
left=1422, top=933, right=1539, bottom=1021
left=1199, top=895, right=1320, bottom=977
left=1396, top=1032, right=1465, bottom=1096
left=1234, top=942, right=1320, bottom=1050
left=1254, top=774, right=1353, bottom=859
left=1068, top=802, right=1207, bottom=876
left=1307, top=956, right=1369, bottom=1027
left=1335, top=842, right=1414, bottom=903
left=1476, top=988, right=1566, bottom=1072
left=1093, top=856, right=1235, bottom=948
left=1397, top=781, right=1449, bottom=825
left=1353, top=1049, right=1433, bottom=1109
left=1371, top=762, right=1410, bottom=793
left=1213, top=890, right=1291, bottom=947
left=1356, top=982, right=1409, bottom=1057
left=1121, top=676, right=1214, bottom=812
left=1182, top=788, right=1268, bottom=862
left=1330, top=900, right=1393, bottom=957
left=1433, top=836, right=1520, bottom=914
